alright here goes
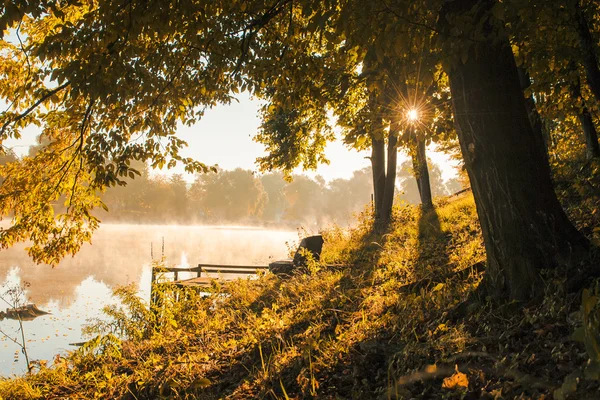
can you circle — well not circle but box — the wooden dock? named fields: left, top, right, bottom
left=151, top=234, right=324, bottom=294
left=151, top=263, right=272, bottom=288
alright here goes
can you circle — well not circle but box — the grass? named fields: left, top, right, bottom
left=0, top=189, right=599, bottom=399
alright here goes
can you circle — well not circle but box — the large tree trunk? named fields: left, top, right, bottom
left=441, top=0, right=589, bottom=301
left=574, top=0, right=600, bottom=103
left=411, top=132, right=433, bottom=209
left=571, top=76, right=600, bottom=159
left=381, top=122, right=399, bottom=226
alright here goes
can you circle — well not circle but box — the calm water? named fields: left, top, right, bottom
left=0, top=224, right=297, bottom=376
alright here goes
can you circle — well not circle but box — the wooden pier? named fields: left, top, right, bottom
left=150, top=234, right=325, bottom=301
left=151, top=263, right=271, bottom=288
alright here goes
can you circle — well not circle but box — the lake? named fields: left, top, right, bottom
left=0, top=224, right=298, bottom=376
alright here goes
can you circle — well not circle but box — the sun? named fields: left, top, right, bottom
left=407, top=108, right=419, bottom=121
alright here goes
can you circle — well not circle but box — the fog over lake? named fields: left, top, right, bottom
left=0, top=224, right=297, bottom=376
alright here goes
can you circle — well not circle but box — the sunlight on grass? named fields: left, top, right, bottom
left=1, top=190, right=598, bottom=398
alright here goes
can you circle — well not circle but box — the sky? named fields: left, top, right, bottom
left=4, top=92, right=458, bottom=184
left=172, top=92, right=373, bottom=182
left=146, top=92, right=459, bottom=183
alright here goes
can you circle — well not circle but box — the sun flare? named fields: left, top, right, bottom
left=407, top=109, right=419, bottom=121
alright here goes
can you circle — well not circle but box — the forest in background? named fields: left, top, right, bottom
left=100, top=160, right=462, bottom=227
left=0, top=138, right=459, bottom=228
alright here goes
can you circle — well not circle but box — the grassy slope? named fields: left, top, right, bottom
left=1, top=185, right=599, bottom=399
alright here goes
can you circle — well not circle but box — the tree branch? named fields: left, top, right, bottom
left=0, top=81, right=71, bottom=137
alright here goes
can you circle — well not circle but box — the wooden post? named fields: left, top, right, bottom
left=371, top=193, right=374, bottom=213
left=150, top=267, right=157, bottom=307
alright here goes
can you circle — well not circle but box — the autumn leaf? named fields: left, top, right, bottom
left=190, top=377, right=211, bottom=389
left=442, top=365, right=468, bottom=390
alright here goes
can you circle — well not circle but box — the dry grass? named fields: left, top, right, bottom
left=1, top=191, right=598, bottom=399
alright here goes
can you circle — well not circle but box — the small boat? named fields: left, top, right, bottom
left=0, top=304, right=50, bottom=321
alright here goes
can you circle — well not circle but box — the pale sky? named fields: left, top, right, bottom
left=172, top=92, right=373, bottom=181
left=167, top=92, right=458, bottom=183
left=3, top=92, right=458, bottom=184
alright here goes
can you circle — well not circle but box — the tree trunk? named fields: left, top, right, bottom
left=370, top=120, right=386, bottom=232
left=381, top=122, right=399, bottom=226
left=441, top=0, right=589, bottom=301
left=579, top=109, right=600, bottom=160
left=518, top=67, right=549, bottom=157
left=574, top=0, right=600, bottom=103
left=571, top=76, right=600, bottom=159
left=411, top=132, right=433, bottom=209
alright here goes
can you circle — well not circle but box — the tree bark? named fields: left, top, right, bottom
left=571, top=76, right=600, bottom=159
left=370, top=120, right=386, bottom=232
left=441, top=0, right=589, bottom=301
left=574, top=0, right=600, bottom=103
left=579, top=111, right=600, bottom=159
left=381, top=122, right=399, bottom=225
left=518, top=67, right=549, bottom=157
left=411, top=131, right=433, bottom=209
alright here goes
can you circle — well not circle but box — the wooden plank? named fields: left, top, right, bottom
left=174, top=276, right=239, bottom=288
left=201, top=267, right=268, bottom=274
left=155, top=266, right=203, bottom=273
left=174, top=277, right=215, bottom=287
left=198, top=263, right=269, bottom=270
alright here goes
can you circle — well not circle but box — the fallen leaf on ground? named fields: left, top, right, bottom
left=442, top=365, right=468, bottom=390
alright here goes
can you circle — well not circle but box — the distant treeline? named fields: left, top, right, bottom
left=100, top=160, right=462, bottom=228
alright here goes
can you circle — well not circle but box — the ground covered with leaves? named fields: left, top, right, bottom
left=1, top=168, right=600, bottom=399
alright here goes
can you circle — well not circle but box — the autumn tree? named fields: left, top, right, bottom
left=440, top=0, right=590, bottom=299
left=0, top=0, right=595, bottom=301
left=506, top=0, right=600, bottom=160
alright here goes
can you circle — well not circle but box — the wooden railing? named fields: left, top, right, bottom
left=152, top=263, right=270, bottom=283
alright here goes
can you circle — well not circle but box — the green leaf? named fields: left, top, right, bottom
left=584, top=360, right=600, bottom=380
left=572, top=327, right=586, bottom=343
left=491, top=3, right=505, bottom=21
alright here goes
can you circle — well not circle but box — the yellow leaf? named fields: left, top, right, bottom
left=191, top=377, right=211, bottom=389
left=442, top=366, right=468, bottom=390
left=432, top=283, right=444, bottom=292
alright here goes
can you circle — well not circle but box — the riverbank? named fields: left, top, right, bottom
left=1, top=182, right=599, bottom=398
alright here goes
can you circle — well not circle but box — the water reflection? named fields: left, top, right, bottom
left=0, top=224, right=296, bottom=376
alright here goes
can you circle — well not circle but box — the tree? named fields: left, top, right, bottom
left=281, top=174, right=325, bottom=227
left=323, top=168, right=373, bottom=224
left=189, top=168, right=266, bottom=223
left=506, top=0, right=600, bottom=160
left=260, top=172, right=287, bottom=223
left=100, top=160, right=151, bottom=221
left=0, top=0, right=227, bottom=262
left=570, top=72, right=600, bottom=159
left=397, top=159, right=458, bottom=205
left=572, top=0, right=600, bottom=104
left=440, top=0, right=589, bottom=299
left=0, top=0, right=595, bottom=302
left=168, top=174, right=189, bottom=223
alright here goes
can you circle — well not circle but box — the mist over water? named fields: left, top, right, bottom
left=0, top=224, right=297, bottom=376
